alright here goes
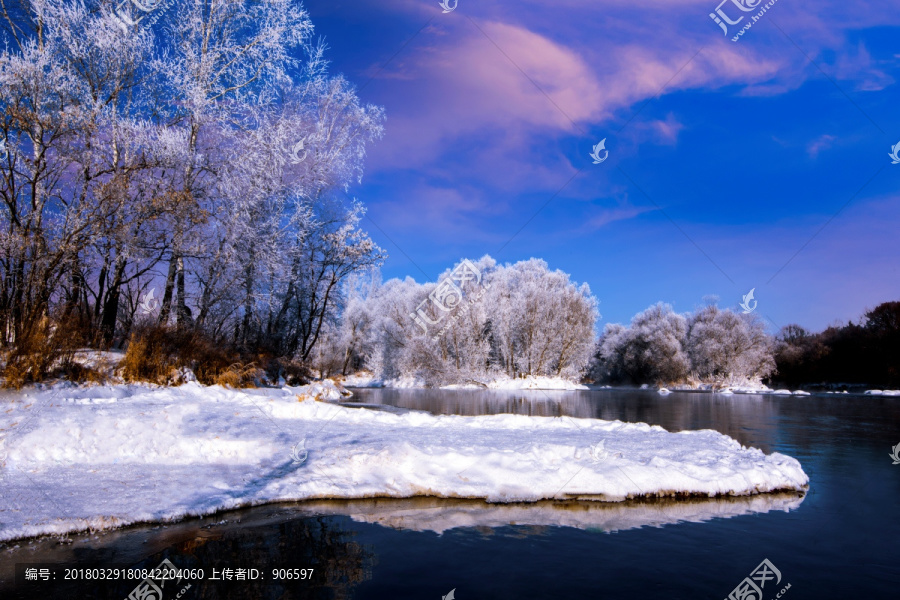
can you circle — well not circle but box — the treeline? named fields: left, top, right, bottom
left=309, top=256, right=599, bottom=387
left=590, top=302, right=773, bottom=387
left=0, top=0, right=384, bottom=385
left=774, top=301, right=900, bottom=388
left=590, top=300, right=900, bottom=388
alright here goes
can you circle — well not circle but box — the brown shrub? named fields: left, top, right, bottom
left=265, top=358, right=312, bottom=386
left=120, top=325, right=256, bottom=386
left=2, top=316, right=86, bottom=389
left=120, top=331, right=176, bottom=384
left=61, top=361, right=108, bottom=385
left=215, top=362, right=265, bottom=388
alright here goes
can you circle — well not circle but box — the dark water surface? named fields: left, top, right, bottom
left=2, top=388, right=899, bottom=599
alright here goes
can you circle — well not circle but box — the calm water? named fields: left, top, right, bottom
left=2, top=388, right=899, bottom=599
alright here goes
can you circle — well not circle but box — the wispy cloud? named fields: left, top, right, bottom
left=806, top=134, right=836, bottom=159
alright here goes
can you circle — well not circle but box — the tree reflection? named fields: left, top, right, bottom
left=4, top=513, right=374, bottom=600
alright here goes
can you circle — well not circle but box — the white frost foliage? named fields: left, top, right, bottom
left=0, top=0, right=386, bottom=354
left=624, top=303, right=690, bottom=384
left=353, top=256, right=598, bottom=386
left=686, top=305, right=775, bottom=382
left=593, top=303, right=776, bottom=385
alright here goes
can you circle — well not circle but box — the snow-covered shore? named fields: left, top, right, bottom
left=342, top=371, right=900, bottom=396
left=340, top=373, right=588, bottom=390
left=0, top=381, right=808, bottom=542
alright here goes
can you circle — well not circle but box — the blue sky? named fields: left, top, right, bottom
left=304, top=0, right=900, bottom=332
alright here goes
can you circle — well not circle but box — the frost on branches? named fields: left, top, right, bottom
left=591, top=302, right=776, bottom=387
left=0, top=0, right=385, bottom=362
left=311, top=257, right=600, bottom=387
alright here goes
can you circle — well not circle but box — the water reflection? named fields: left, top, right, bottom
left=289, top=493, right=805, bottom=535
left=1, top=506, right=375, bottom=599
left=345, top=388, right=899, bottom=454
left=4, top=388, right=898, bottom=598
left=1, top=491, right=804, bottom=598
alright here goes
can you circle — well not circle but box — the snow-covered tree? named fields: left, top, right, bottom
left=0, top=0, right=386, bottom=365
left=592, top=302, right=776, bottom=386
left=616, top=303, right=690, bottom=384
left=685, top=305, right=774, bottom=383
left=352, top=256, right=598, bottom=386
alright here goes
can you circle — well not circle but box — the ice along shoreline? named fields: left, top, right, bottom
left=0, top=380, right=808, bottom=542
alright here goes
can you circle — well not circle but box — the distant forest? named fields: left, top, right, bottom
left=590, top=300, right=900, bottom=389
left=772, top=301, right=900, bottom=388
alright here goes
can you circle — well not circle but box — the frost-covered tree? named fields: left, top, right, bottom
left=609, top=303, right=690, bottom=384
left=592, top=302, right=775, bottom=385
left=0, top=0, right=386, bottom=365
left=685, top=304, right=774, bottom=382
left=349, top=256, right=598, bottom=386
left=485, top=259, right=597, bottom=380
left=592, top=323, right=629, bottom=383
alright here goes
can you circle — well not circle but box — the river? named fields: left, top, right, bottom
left=2, top=388, right=898, bottom=599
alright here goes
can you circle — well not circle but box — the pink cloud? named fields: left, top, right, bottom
left=365, top=19, right=785, bottom=178
left=806, top=134, right=836, bottom=159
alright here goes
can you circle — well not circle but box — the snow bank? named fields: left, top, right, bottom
left=0, top=382, right=808, bottom=542
left=671, top=377, right=774, bottom=394
left=340, top=372, right=384, bottom=388
left=358, top=374, right=603, bottom=392
left=383, top=376, right=427, bottom=388
left=486, top=376, right=588, bottom=390
left=343, top=371, right=588, bottom=390
left=285, top=379, right=351, bottom=401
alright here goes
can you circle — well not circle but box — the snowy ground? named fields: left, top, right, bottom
left=0, top=381, right=808, bottom=542
left=342, top=373, right=587, bottom=390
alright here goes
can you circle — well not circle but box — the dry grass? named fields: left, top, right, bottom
left=214, top=362, right=264, bottom=388
left=61, top=361, right=109, bottom=385
left=121, top=325, right=265, bottom=387
left=120, top=332, right=177, bottom=385
left=270, top=358, right=313, bottom=385
left=2, top=317, right=86, bottom=389
left=3, top=320, right=310, bottom=389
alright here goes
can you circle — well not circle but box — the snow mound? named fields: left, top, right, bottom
left=0, top=382, right=808, bottom=542
left=383, top=376, right=427, bottom=388
left=487, top=376, right=588, bottom=390
left=671, top=377, right=772, bottom=394
left=340, top=372, right=384, bottom=388
left=285, top=379, right=351, bottom=401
